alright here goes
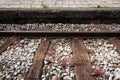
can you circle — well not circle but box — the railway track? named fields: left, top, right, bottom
left=0, top=31, right=120, bottom=80
left=0, top=2, right=120, bottom=80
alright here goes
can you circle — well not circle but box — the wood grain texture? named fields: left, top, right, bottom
left=72, top=39, right=95, bottom=80
left=72, top=39, right=86, bottom=80
left=25, top=40, right=50, bottom=80
left=79, top=39, right=95, bottom=80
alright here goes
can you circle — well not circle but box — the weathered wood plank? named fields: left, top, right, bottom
left=25, top=40, right=50, bottom=80
left=108, top=38, right=120, bottom=53
left=0, top=36, right=18, bottom=54
left=78, top=39, right=95, bottom=80
left=72, top=39, right=86, bottom=80
left=72, top=38, right=95, bottom=80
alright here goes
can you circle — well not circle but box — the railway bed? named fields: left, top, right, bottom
left=0, top=33, right=120, bottom=80
left=0, top=5, right=120, bottom=80
left=0, top=23, right=120, bottom=32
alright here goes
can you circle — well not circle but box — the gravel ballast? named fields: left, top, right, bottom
left=84, top=39, right=120, bottom=80
left=0, top=38, right=41, bottom=79
left=41, top=39, right=76, bottom=80
left=0, top=23, right=120, bottom=32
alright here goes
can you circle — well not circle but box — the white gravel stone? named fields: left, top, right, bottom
left=0, top=38, right=41, bottom=79
left=70, top=73, right=75, bottom=77
left=52, top=76, right=58, bottom=80
left=0, top=72, right=2, bottom=77
left=0, top=57, right=2, bottom=63
left=84, top=39, right=120, bottom=80
left=41, top=39, right=75, bottom=80
left=0, top=24, right=120, bottom=32
left=63, top=76, right=72, bottom=80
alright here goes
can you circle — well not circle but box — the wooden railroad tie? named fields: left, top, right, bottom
left=0, top=36, right=19, bottom=54
left=25, top=40, right=50, bottom=80
left=72, top=39, right=95, bottom=80
left=108, top=38, right=120, bottom=53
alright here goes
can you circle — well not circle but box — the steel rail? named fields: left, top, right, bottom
left=0, top=31, right=119, bottom=38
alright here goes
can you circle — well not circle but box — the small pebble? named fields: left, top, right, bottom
left=84, top=39, right=120, bottom=80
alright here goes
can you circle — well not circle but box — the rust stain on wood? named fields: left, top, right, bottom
left=25, top=40, right=50, bottom=80
left=72, top=39, right=95, bottom=80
